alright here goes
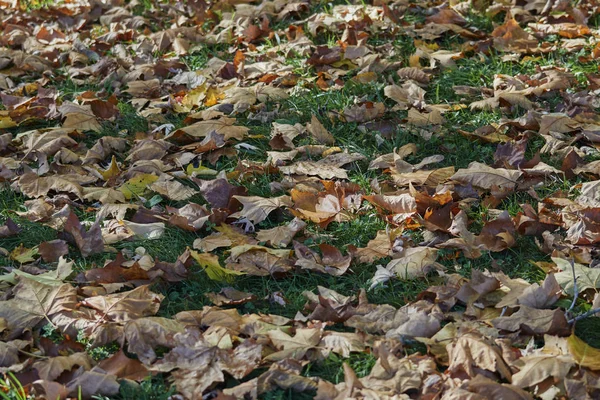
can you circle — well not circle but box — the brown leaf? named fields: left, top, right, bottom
left=446, top=333, right=512, bottom=381
left=450, top=162, right=523, bottom=191
left=265, top=327, right=323, bottom=361
left=81, top=285, right=163, bottom=324
left=226, top=246, right=294, bottom=276
left=343, top=101, right=385, bottom=123
left=124, top=317, right=185, bottom=364
left=464, top=375, right=533, bottom=400
left=97, top=349, right=150, bottom=381
left=149, top=175, right=197, bottom=201
left=230, top=195, right=292, bottom=225
left=59, top=102, right=101, bottom=132
left=256, top=217, right=306, bottom=248
left=0, top=217, right=20, bottom=238
left=206, top=288, right=257, bottom=306
left=348, top=230, right=393, bottom=263
left=195, top=178, right=246, bottom=209
left=38, top=239, right=69, bottom=263
left=66, top=367, right=120, bottom=398
left=303, top=286, right=365, bottom=323
left=294, top=242, right=352, bottom=276
left=279, top=161, right=350, bottom=180
left=33, top=352, right=92, bottom=381
left=18, top=172, right=84, bottom=199
left=63, top=210, right=104, bottom=257
left=491, top=306, right=570, bottom=336
left=306, top=115, right=334, bottom=145
left=512, top=353, right=574, bottom=389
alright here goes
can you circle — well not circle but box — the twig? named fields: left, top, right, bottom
left=568, top=308, right=600, bottom=324
left=567, top=257, right=578, bottom=314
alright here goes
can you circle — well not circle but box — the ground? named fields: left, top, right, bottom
left=1, top=0, right=600, bottom=399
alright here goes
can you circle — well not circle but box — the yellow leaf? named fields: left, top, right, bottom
left=331, top=59, right=357, bottom=69
left=228, top=245, right=292, bottom=261
left=322, top=147, right=342, bottom=157
left=204, top=86, right=225, bottom=107
left=98, top=155, right=121, bottom=180
left=186, top=163, right=217, bottom=177
left=0, top=111, right=17, bottom=129
left=10, top=244, right=38, bottom=264
left=181, top=85, right=207, bottom=109
left=118, top=173, right=159, bottom=200
left=409, top=54, right=421, bottom=68
left=190, top=249, right=245, bottom=283
left=568, top=334, right=600, bottom=370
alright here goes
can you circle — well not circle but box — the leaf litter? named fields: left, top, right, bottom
left=0, top=0, right=600, bottom=399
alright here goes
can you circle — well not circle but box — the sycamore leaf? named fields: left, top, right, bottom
left=81, top=285, right=163, bottom=323
left=9, top=277, right=78, bottom=328
left=60, top=102, right=102, bottom=132
left=384, top=247, right=441, bottom=281
left=18, top=172, right=84, bottom=199
left=124, top=317, right=185, bottom=364
left=553, top=257, right=600, bottom=294
left=13, top=257, right=73, bottom=286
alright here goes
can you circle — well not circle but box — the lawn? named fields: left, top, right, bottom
left=1, top=0, right=600, bottom=399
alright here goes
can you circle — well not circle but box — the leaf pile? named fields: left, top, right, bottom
left=1, top=0, right=600, bottom=399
